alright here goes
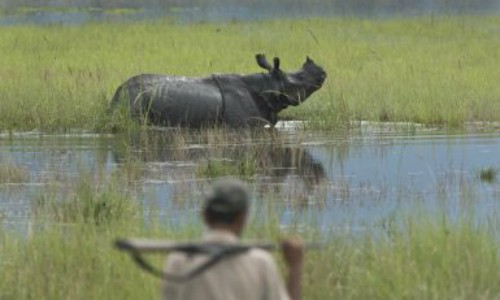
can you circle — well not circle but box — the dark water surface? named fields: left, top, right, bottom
left=1, top=0, right=499, bottom=26
left=1, top=124, right=499, bottom=234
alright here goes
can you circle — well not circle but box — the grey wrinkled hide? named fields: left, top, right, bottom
left=110, top=54, right=327, bottom=128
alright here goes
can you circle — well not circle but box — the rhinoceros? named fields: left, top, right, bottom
left=109, top=54, right=326, bottom=128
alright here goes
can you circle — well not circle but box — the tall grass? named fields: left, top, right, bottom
left=0, top=162, right=29, bottom=183
left=32, top=172, right=138, bottom=224
left=306, top=217, right=500, bottom=299
left=0, top=16, right=499, bottom=131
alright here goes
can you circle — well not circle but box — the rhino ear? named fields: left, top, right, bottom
left=256, top=54, right=272, bottom=71
left=306, top=56, right=314, bottom=64
left=273, top=57, right=280, bottom=70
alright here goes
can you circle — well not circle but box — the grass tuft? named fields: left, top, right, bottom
left=479, top=167, right=497, bottom=183
left=33, top=173, right=138, bottom=225
left=0, top=162, right=29, bottom=183
left=196, top=157, right=258, bottom=178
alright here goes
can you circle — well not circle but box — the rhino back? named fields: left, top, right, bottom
left=144, top=76, right=223, bottom=127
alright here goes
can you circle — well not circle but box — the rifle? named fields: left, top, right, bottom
left=115, top=238, right=321, bottom=282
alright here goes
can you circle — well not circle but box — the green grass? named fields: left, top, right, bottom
left=33, top=172, right=138, bottom=224
left=321, top=218, right=500, bottom=299
left=0, top=161, right=29, bottom=183
left=0, top=16, right=499, bottom=131
left=196, top=157, right=259, bottom=178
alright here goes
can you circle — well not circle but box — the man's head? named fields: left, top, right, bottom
left=203, top=179, right=249, bottom=235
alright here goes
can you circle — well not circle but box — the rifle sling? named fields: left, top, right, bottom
left=129, top=244, right=252, bottom=283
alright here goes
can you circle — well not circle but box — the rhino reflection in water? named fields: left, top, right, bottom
left=111, top=133, right=326, bottom=188
left=110, top=54, right=326, bottom=128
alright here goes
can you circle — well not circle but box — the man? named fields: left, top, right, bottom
left=162, top=179, right=304, bottom=300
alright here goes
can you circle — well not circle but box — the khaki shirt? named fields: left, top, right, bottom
left=162, top=230, right=290, bottom=300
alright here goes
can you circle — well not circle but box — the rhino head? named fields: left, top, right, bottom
left=256, top=54, right=327, bottom=110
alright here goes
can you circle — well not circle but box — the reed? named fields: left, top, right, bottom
left=0, top=161, right=29, bottom=183
left=32, top=172, right=138, bottom=224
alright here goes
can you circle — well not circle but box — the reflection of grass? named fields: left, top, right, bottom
left=0, top=16, right=499, bottom=130
left=0, top=163, right=29, bottom=183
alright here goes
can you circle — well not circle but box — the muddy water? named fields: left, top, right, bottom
left=1, top=124, right=499, bottom=233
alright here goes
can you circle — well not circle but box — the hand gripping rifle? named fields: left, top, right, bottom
left=115, top=238, right=320, bottom=282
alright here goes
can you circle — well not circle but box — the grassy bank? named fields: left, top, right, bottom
left=1, top=172, right=500, bottom=299
left=0, top=16, right=499, bottom=130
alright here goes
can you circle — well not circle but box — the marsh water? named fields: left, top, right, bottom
left=1, top=0, right=500, bottom=26
left=1, top=123, right=499, bottom=233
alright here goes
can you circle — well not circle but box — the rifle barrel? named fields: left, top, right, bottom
left=115, top=238, right=322, bottom=253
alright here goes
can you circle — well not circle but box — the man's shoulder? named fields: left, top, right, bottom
left=246, top=248, right=277, bottom=265
left=164, top=246, right=278, bottom=272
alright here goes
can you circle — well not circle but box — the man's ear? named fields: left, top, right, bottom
left=234, top=211, right=248, bottom=235
left=202, top=209, right=210, bottom=226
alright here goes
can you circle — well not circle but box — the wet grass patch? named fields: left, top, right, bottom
left=196, top=157, right=258, bottom=178
left=33, top=172, right=137, bottom=225
left=0, top=162, right=29, bottom=184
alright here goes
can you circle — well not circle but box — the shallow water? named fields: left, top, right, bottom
left=1, top=0, right=499, bottom=26
left=1, top=124, right=499, bottom=234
